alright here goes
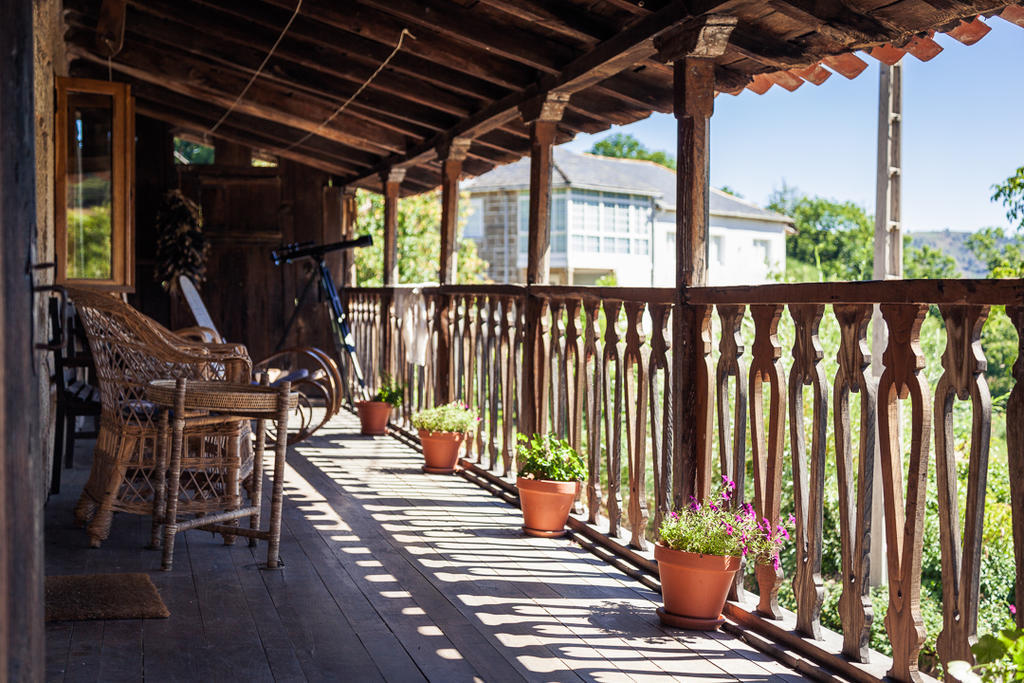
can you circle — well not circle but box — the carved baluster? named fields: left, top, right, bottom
left=565, top=298, right=584, bottom=453
left=549, top=298, right=567, bottom=438
left=487, top=298, right=501, bottom=471
left=934, top=305, right=991, bottom=672
left=603, top=299, right=624, bottom=538
left=623, top=302, right=650, bottom=550
left=583, top=298, right=603, bottom=523
left=649, top=303, right=672, bottom=531
left=788, top=304, right=828, bottom=639
left=749, top=304, right=786, bottom=619
left=497, top=297, right=513, bottom=475
left=1007, top=306, right=1024, bottom=631
left=878, top=303, right=931, bottom=683
left=538, top=298, right=553, bottom=436
left=833, top=304, right=876, bottom=663
left=473, top=296, right=488, bottom=462
left=695, top=304, right=714, bottom=503
left=716, top=305, right=748, bottom=492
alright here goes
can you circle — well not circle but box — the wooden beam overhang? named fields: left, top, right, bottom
left=66, top=39, right=413, bottom=156
left=350, top=0, right=735, bottom=186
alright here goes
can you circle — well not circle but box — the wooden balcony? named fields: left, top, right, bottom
left=341, top=280, right=1024, bottom=683
left=45, top=411, right=808, bottom=682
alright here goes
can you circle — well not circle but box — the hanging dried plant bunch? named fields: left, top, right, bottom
left=154, top=189, right=209, bottom=291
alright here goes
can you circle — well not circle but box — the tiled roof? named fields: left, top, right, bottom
left=462, top=148, right=792, bottom=223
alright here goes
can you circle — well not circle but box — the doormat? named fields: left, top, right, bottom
left=45, top=573, right=170, bottom=621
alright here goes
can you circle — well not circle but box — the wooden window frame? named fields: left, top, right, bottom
left=55, top=77, right=135, bottom=291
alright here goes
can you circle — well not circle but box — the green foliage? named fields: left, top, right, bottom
left=412, top=402, right=478, bottom=434
left=371, top=374, right=404, bottom=407
left=658, top=478, right=792, bottom=566
left=154, top=190, right=208, bottom=291
left=718, top=186, right=744, bottom=198
left=173, top=137, right=214, bottom=165
left=992, top=165, right=1024, bottom=233
left=968, top=227, right=1024, bottom=279
left=516, top=433, right=587, bottom=483
left=947, top=627, right=1024, bottom=682
left=903, top=243, right=959, bottom=279
left=768, top=183, right=874, bottom=281
left=587, top=133, right=676, bottom=170
left=66, top=205, right=112, bottom=279
left=593, top=272, right=618, bottom=287
left=353, top=189, right=489, bottom=285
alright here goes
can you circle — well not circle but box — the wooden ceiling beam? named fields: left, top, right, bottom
left=474, top=0, right=616, bottom=46
left=66, top=35, right=415, bottom=156
left=348, top=1, right=733, bottom=185
left=252, top=0, right=534, bottom=91
left=118, top=6, right=476, bottom=120
left=66, top=5, right=467, bottom=132
left=354, top=0, right=577, bottom=74
left=168, top=0, right=510, bottom=102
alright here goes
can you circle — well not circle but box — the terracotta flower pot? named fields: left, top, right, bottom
left=418, top=429, right=466, bottom=474
left=516, top=477, right=580, bottom=538
left=654, top=542, right=741, bottom=630
left=357, top=401, right=392, bottom=435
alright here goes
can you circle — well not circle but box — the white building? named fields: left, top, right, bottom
left=461, top=148, right=792, bottom=286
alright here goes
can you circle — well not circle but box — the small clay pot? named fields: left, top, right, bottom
left=418, top=429, right=466, bottom=473
left=654, top=543, right=741, bottom=630
left=357, top=401, right=391, bottom=436
left=516, top=477, right=579, bottom=538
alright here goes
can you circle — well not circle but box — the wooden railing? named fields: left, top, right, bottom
left=341, top=280, right=1024, bottom=683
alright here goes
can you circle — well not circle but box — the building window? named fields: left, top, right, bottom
left=56, top=77, right=135, bottom=290
left=753, top=239, right=771, bottom=265
left=634, top=239, right=649, bottom=255
left=710, top=235, right=724, bottom=265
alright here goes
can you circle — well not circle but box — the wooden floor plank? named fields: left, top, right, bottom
left=44, top=412, right=811, bottom=682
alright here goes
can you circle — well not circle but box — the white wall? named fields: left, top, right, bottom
left=653, top=214, right=787, bottom=287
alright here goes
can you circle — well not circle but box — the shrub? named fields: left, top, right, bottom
left=411, top=402, right=477, bottom=434
left=516, top=433, right=587, bottom=482
left=371, top=374, right=404, bottom=407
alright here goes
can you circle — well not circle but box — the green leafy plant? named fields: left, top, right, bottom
left=411, top=402, right=478, bottom=434
left=947, top=620, right=1023, bottom=682
left=659, top=476, right=792, bottom=569
left=371, top=374, right=404, bottom=407
left=516, top=433, right=587, bottom=483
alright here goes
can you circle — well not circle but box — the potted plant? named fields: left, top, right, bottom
left=411, top=402, right=478, bottom=474
left=515, top=433, right=587, bottom=538
left=655, top=476, right=790, bottom=630
left=357, top=375, right=403, bottom=436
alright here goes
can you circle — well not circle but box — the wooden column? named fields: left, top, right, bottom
left=340, top=186, right=357, bottom=287
left=438, top=138, right=471, bottom=285
left=380, top=168, right=404, bottom=377
left=519, top=92, right=569, bottom=439
left=659, top=16, right=736, bottom=506
left=1, top=0, right=44, bottom=676
left=381, top=167, right=405, bottom=287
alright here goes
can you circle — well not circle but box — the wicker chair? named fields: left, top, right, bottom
left=67, top=287, right=254, bottom=548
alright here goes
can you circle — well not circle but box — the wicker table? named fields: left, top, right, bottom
left=147, top=378, right=297, bottom=570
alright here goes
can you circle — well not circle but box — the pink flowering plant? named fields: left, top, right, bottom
left=657, top=476, right=793, bottom=570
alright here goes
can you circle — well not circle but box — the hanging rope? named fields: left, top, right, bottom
left=282, top=28, right=415, bottom=152
left=207, top=0, right=304, bottom=137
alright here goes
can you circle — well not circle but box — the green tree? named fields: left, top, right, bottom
left=903, top=242, right=959, bottom=279
left=991, top=165, right=1024, bottom=232
left=173, top=137, right=215, bottom=165
left=767, top=184, right=874, bottom=281
left=588, top=133, right=676, bottom=170
left=966, top=226, right=1024, bottom=278
left=354, top=189, right=489, bottom=286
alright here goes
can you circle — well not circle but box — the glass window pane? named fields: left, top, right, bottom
left=65, top=92, right=114, bottom=280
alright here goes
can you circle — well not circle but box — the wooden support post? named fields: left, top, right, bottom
left=519, top=92, right=569, bottom=439
left=1, top=0, right=44, bottom=675
left=438, top=138, right=471, bottom=285
left=381, top=167, right=405, bottom=287
left=661, top=16, right=736, bottom=507
left=381, top=168, right=404, bottom=377
left=340, top=187, right=357, bottom=288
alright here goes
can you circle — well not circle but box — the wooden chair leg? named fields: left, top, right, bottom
left=64, top=412, right=76, bottom=468
left=50, top=405, right=66, bottom=495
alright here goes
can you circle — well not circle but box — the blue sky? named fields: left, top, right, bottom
left=562, top=20, right=1024, bottom=233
